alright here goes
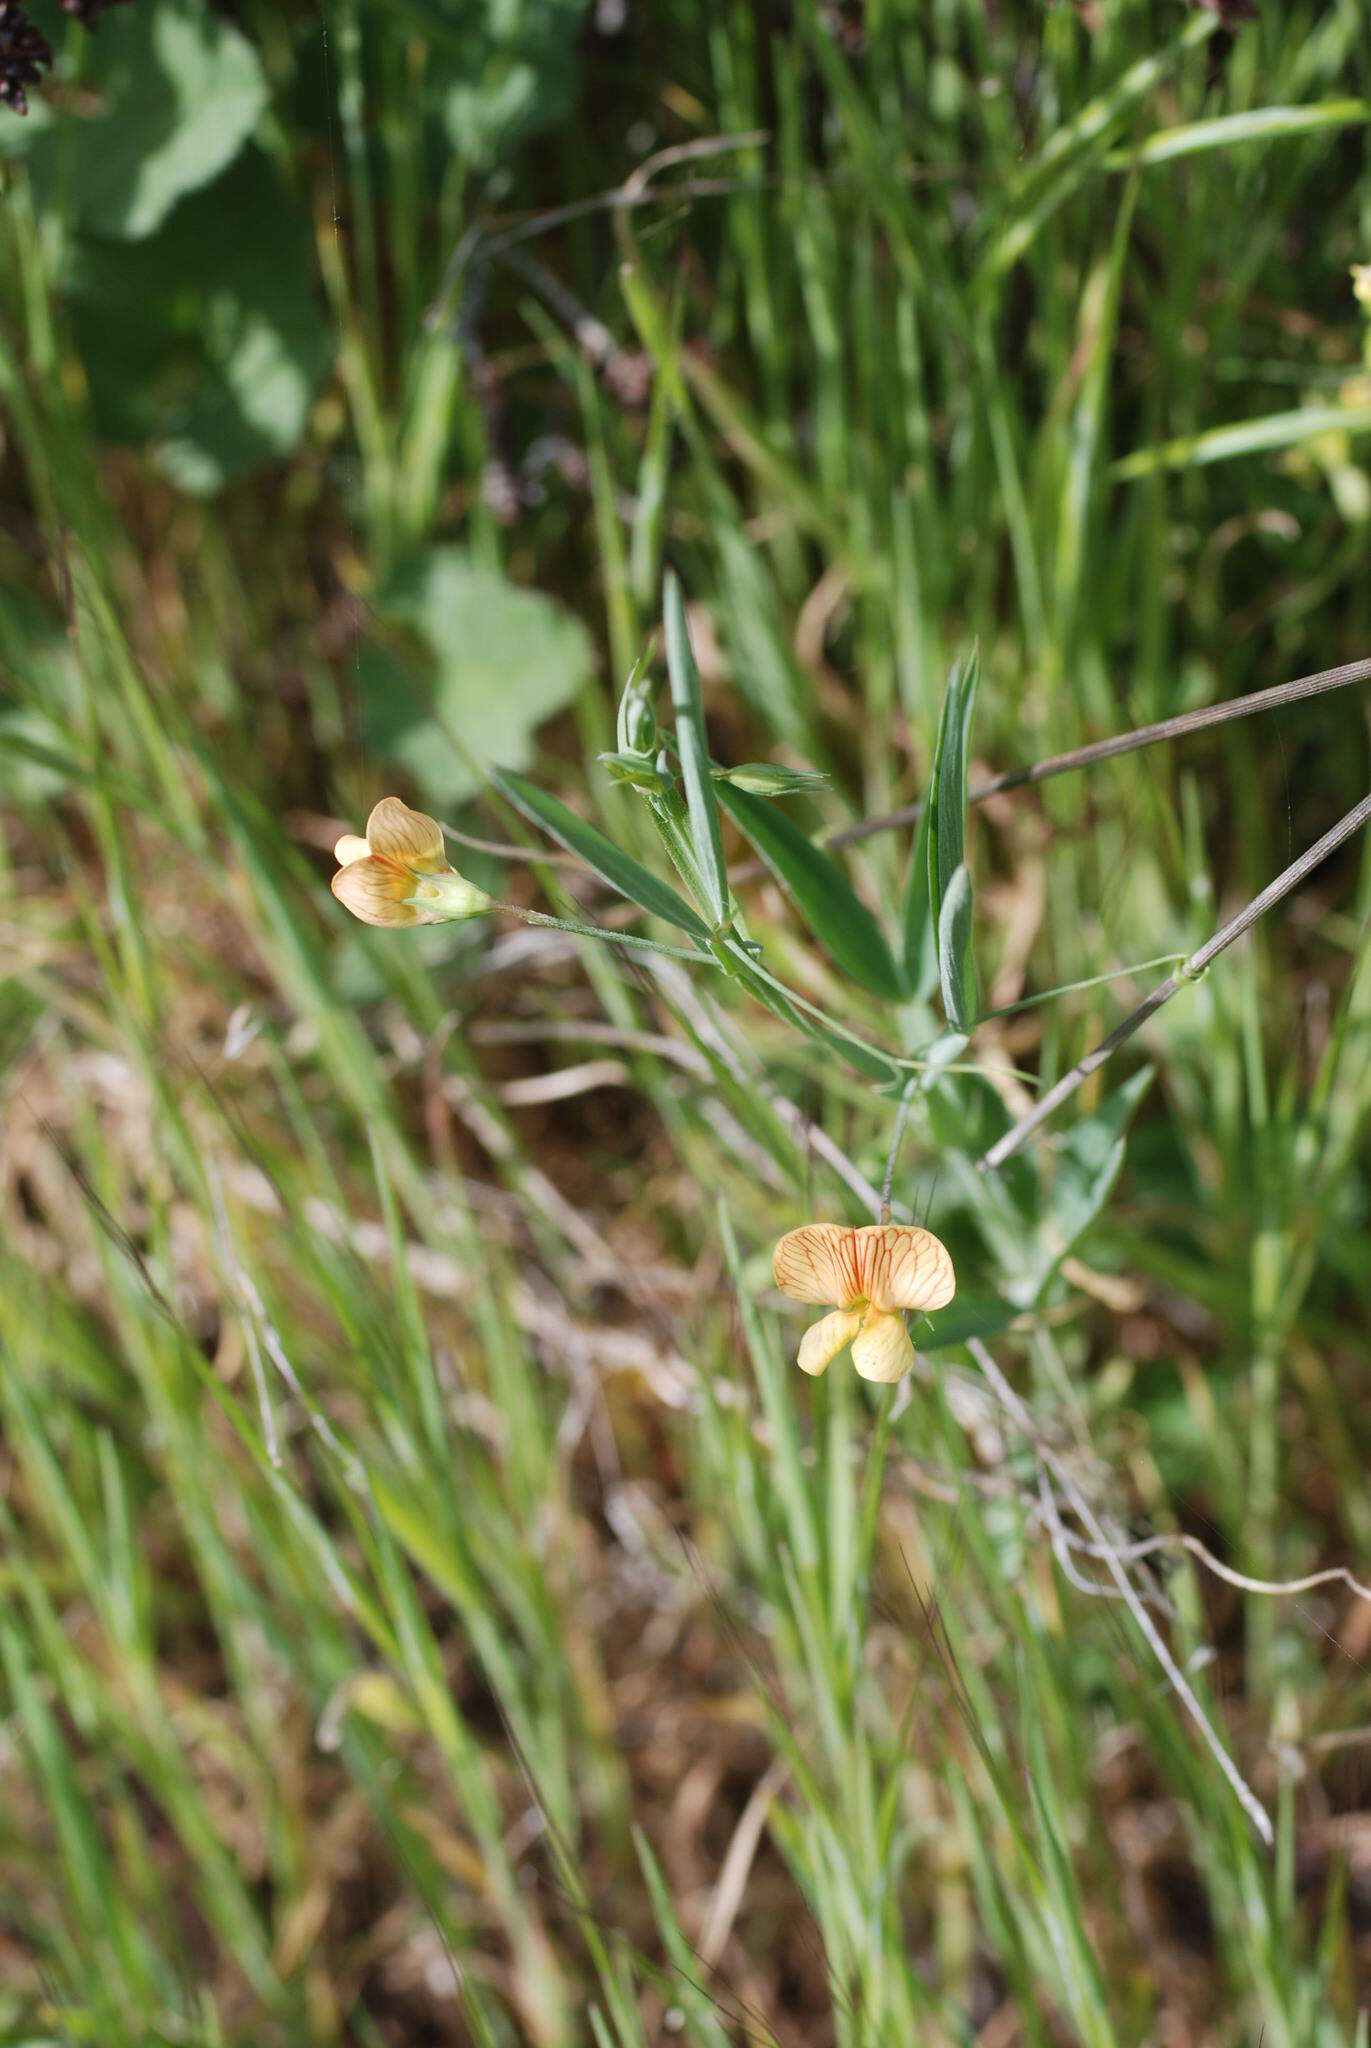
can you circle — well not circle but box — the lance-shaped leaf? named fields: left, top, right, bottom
left=938, top=861, right=977, bottom=1032
left=663, top=572, right=731, bottom=930
left=716, top=780, right=904, bottom=1002
left=900, top=787, right=938, bottom=1000
left=494, top=770, right=710, bottom=943
left=927, top=645, right=982, bottom=1028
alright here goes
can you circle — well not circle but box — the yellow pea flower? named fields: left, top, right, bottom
left=331, top=797, right=492, bottom=928
left=772, top=1222, right=956, bottom=1383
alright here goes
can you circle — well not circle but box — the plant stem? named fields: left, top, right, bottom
left=511, top=908, right=703, bottom=962
left=879, top=1080, right=917, bottom=1223
left=966, top=1340, right=1274, bottom=1847
left=730, top=654, right=1371, bottom=881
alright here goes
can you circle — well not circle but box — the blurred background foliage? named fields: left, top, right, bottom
left=2, top=1, right=1371, bottom=2043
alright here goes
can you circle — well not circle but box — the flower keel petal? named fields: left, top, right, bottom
left=796, top=1307, right=863, bottom=1377
left=331, top=857, right=421, bottom=927
left=851, top=1308, right=915, bottom=1384
left=333, top=833, right=371, bottom=867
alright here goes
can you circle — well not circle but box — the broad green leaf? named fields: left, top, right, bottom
left=493, top=770, right=710, bottom=943
left=440, top=0, right=590, bottom=167
left=62, top=150, right=332, bottom=490
left=662, top=572, right=730, bottom=929
left=937, top=861, right=976, bottom=1032
left=15, top=0, right=266, bottom=240
left=927, top=645, right=981, bottom=1027
left=360, top=550, right=591, bottom=802
left=715, top=780, right=903, bottom=1003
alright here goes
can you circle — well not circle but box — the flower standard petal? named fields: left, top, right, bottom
left=772, top=1224, right=865, bottom=1308
left=851, top=1308, right=916, bottom=1384
left=797, top=1307, right=863, bottom=1377
left=331, top=856, right=422, bottom=927
left=854, top=1224, right=956, bottom=1314
left=333, top=833, right=371, bottom=867
left=365, top=796, right=448, bottom=873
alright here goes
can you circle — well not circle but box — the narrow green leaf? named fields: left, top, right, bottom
left=1112, top=402, right=1371, bottom=480
left=721, top=941, right=906, bottom=1083
left=938, top=861, right=976, bottom=1032
left=928, top=644, right=981, bottom=910
left=900, top=791, right=937, bottom=999
left=716, top=780, right=903, bottom=1001
left=663, top=571, right=731, bottom=929
left=632, top=1829, right=733, bottom=2048
left=615, top=647, right=656, bottom=757
left=493, top=769, right=710, bottom=943
left=927, top=645, right=981, bottom=1028
left=598, top=749, right=666, bottom=790
left=1116, top=100, right=1370, bottom=170
left=713, top=760, right=829, bottom=796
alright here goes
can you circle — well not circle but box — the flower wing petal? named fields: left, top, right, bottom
left=773, top=1224, right=863, bottom=1307
left=332, top=856, right=420, bottom=927
left=333, top=833, right=371, bottom=867
left=856, top=1224, right=956, bottom=1313
left=365, top=797, right=447, bottom=873
left=796, top=1307, right=863, bottom=1377
left=851, top=1308, right=916, bottom=1384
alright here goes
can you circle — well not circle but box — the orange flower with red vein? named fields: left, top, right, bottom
left=332, top=797, right=492, bottom=928
left=772, top=1222, right=955, bottom=1383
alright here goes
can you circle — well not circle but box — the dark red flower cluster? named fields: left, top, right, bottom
left=0, top=1, right=51, bottom=115
left=1, top=0, right=134, bottom=115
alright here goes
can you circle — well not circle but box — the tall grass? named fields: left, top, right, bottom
left=2, top=2, right=1371, bottom=2042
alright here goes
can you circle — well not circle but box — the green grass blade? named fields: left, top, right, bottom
left=1113, top=402, right=1371, bottom=479
left=1118, top=99, right=1370, bottom=169
left=716, top=778, right=903, bottom=1001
